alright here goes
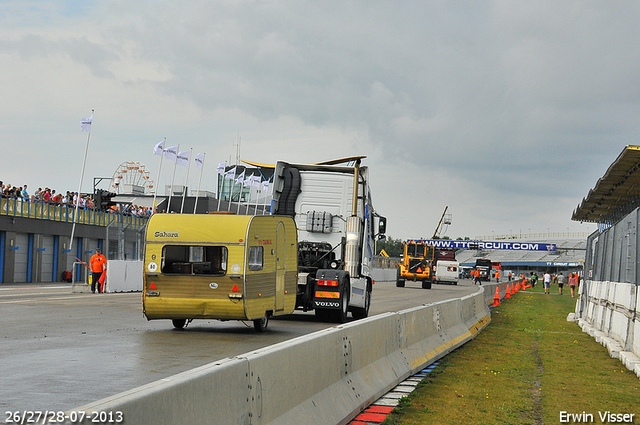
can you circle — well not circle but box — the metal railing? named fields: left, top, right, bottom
left=372, top=255, right=400, bottom=269
left=475, top=231, right=590, bottom=240
left=0, top=197, right=148, bottom=230
left=72, top=261, right=89, bottom=284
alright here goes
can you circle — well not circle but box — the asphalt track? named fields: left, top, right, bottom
left=0, top=278, right=483, bottom=415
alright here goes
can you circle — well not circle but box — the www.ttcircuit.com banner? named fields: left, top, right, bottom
left=409, top=239, right=556, bottom=252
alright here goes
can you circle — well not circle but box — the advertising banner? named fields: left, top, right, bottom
left=408, top=239, right=556, bottom=252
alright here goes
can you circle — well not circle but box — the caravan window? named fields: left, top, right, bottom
left=161, top=245, right=228, bottom=275
left=248, top=246, right=263, bottom=271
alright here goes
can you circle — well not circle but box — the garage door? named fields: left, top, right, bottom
left=41, top=235, right=55, bottom=282
left=13, top=233, right=29, bottom=283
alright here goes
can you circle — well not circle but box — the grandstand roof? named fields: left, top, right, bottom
left=572, top=145, right=640, bottom=225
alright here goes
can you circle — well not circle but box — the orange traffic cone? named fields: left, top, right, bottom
left=492, top=286, right=501, bottom=307
left=521, top=280, right=526, bottom=291
left=514, top=282, right=520, bottom=292
left=505, top=283, right=511, bottom=299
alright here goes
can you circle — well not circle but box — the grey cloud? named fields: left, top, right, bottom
left=1, top=34, right=119, bottom=79
left=3, top=0, right=640, bottom=238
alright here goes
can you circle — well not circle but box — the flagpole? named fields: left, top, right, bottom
left=193, top=153, right=205, bottom=214
left=253, top=170, right=264, bottom=215
left=262, top=175, right=272, bottom=215
left=228, top=174, right=236, bottom=212
left=70, top=109, right=93, bottom=251
left=223, top=166, right=237, bottom=213
left=263, top=186, right=268, bottom=215
left=254, top=179, right=260, bottom=216
left=152, top=137, right=166, bottom=213
left=168, top=143, right=180, bottom=213
left=244, top=175, right=250, bottom=215
left=228, top=178, right=234, bottom=212
left=236, top=171, right=242, bottom=215
left=180, top=148, right=193, bottom=214
left=217, top=162, right=225, bottom=212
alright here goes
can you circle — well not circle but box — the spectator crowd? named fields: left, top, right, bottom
left=0, top=181, right=152, bottom=218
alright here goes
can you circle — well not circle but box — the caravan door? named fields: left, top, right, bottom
left=275, top=221, right=286, bottom=311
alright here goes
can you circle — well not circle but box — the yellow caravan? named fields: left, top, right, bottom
left=143, top=214, right=297, bottom=331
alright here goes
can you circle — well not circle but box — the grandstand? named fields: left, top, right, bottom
left=456, top=238, right=586, bottom=277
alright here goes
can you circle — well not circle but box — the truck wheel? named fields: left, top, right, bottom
left=253, top=315, right=269, bottom=332
left=172, top=319, right=187, bottom=329
left=395, top=266, right=404, bottom=287
left=332, top=286, right=349, bottom=323
left=421, top=280, right=432, bottom=290
left=352, top=286, right=371, bottom=320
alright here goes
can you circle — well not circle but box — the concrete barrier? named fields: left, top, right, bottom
left=105, top=261, right=143, bottom=293
left=634, top=288, right=640, bottom=355
left=66, top=357, right=252, bottom=425
left=573, top=280, right=640, bottom=378
left=71, top=260, right=143, bottom=293
left=370, top=267, right=396, bottom=282
left=64, top=286, right=494, bottom=425
left=263, top=314, right=413, bottom=425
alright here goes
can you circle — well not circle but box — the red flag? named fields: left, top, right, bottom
left=98, top=270, right=106, bottom=292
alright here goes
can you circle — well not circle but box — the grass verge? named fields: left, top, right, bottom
left=383, top=284, right=640, bottom=425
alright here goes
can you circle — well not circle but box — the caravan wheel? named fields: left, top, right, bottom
left=253, top=315, right=269, bottom=332
left=172, top=319, right=187, bottom=329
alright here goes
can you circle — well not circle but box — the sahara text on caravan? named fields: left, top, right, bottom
left=154, top=231, right=179, bottom=238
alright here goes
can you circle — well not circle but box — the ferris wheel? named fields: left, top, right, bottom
left=110, top=161, right=156, bottom=195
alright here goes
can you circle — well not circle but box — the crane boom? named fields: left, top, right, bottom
left=433, top=206, right=450, bottom=239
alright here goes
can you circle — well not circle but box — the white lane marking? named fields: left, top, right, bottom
left=0, top=285, right=72, bottom=291
left=0, top=295, right=91, bottom=304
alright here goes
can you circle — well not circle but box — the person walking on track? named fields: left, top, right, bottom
left=557, top=272, right=565, bottom=295
left=543, top=271, right=551, bottom=294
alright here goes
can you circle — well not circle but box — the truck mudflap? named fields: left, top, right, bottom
left=313, top=269, right=347, bottom=309
left=313, top=269, right=350, bottom=323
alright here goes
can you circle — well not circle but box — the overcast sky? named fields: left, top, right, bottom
left=1, top=1, right=638, bottom=240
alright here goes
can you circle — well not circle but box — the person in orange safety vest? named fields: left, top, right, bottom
left=89, top=248, right=107, bottom=293
left=472, top=268, right=480, bottom=285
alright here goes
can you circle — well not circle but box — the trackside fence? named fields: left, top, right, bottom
left=572, top=208, right=640, bottom=378
left=572, top=280, right=640, bottom=377
left=0, top=197, right=147, bottom=230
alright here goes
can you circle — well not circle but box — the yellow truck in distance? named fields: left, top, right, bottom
left=143, top=214, right=297, bottom=331
left=396, top=240, right=435, bottom=289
